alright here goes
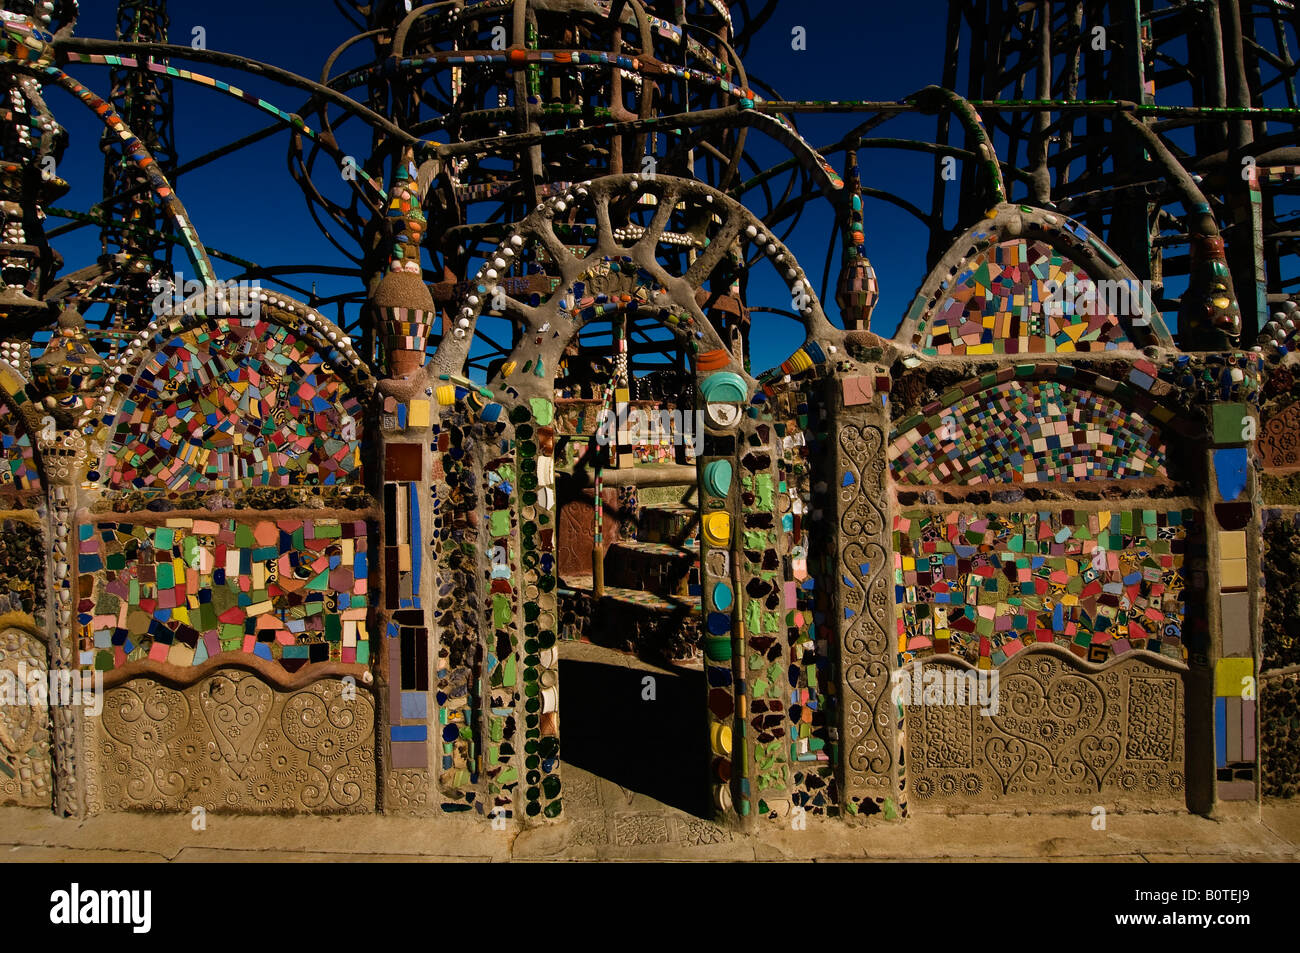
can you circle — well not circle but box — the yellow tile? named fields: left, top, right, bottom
left=408, top=399, right=430, bottom=429
left=1215, top=657, right=1254, bottom=697
left=1221, top=556, right=1248, bottom=590
left=1219, top=530, right=1247, bottom=560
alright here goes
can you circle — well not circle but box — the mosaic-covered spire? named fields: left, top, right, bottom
left=373, top=146, right=434, bottom=379
left=835, top=151, right=877, bottom=331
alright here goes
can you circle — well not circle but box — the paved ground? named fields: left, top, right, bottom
left=4, top=640, right=1296, bottom=862
left=2, top=780, right=1297, bottom=862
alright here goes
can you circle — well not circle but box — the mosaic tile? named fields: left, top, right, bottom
left=0, top=406, right=39, bottom=492
left=100, top=317, right=363, bottom=493
left=891, top=380, right=1166, bottom=484
left=916, top=239, right=1135, bottom=355
left=893, top=509, right=1196, bottom=666
left=78, top=517, right=369, bottom=671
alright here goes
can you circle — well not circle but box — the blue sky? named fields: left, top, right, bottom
left=44, top=2, right=1286, bottom=375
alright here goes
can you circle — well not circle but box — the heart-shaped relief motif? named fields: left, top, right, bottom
left=1078, top=734, right=1122, bottom=790
left=199, top=674, right=272, bottom=779
left=987, top=669, right=1107, bottom=792
left=984, top=736, right=1028, bottom=794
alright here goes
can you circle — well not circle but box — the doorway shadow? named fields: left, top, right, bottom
left=558, top=657, right=713, bottom=818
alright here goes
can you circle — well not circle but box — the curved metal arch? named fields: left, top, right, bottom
left=905, top=86, right=1007, bottom=208
left=63, top=53, right=390, bottom=204
left=432, top=173, right=842, bottom=391
left=9, top=61, right=217, bottom=287
left=54, top=37, right=418, bottom=149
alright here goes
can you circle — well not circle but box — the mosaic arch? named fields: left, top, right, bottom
left=0, top=362, right=42, bottom=494
left=410, top=174, right=865, bottom=823
left=97, top=313, right=367, bottom=493
left=896, top=204, right=1172, bottom=356
left=885, top=208, right=1198, bottom=812
left=890, top=378, right=1169, bottom=485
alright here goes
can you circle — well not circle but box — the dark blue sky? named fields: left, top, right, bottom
left=42, top=1, right=1213, bottom=375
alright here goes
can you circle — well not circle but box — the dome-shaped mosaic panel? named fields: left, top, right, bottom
left=890, top=379, right=1166, bottom=484
left=915, top=238, right=1137, bottom=355
left=101, top=317, right=363, bottom=492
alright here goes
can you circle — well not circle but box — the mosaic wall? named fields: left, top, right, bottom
left=78, top=518, right=370, bottom=671
left=0, top=517, right=43, bottom=618
left=893, top=509, right=1196, bottom=666
left=914, top=239, right=1136, bottom=355
left=88, top=671, right=375, bottom=813
left=430, top=419, right=484, bottom=813
left=890, top=379, right=1167, bottom=485
left=0, top=0, right=1284, bottom=839
left=99, top=316, right=363, bottom=494
left=0, top=404, right=40, bottom=492
left=904, top=649, right=1186, bottom=808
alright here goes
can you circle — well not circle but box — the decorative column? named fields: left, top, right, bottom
left=425, top=384, right=561, bottom=824
left=511, top=395, right=561, bottom=822
left=40, top=435, right=85, bottom=816
left=33, top=306, right=105, bottom=816
left=731, top=416, right=794, bottom=820
left=830, top=376, right=903, bottom=819
left=696, top=365, right=749, bottom=822
left=372, top=147, right=438, bottom=812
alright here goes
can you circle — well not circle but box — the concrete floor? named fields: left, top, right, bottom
left=4, top=640, right=1296, bottom=862
left=2, top=774, right=1297, bottom=862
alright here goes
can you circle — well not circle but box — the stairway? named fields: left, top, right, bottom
left=559, top=490, right=703, bottom=666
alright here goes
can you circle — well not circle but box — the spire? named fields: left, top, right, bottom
left=372, top=146, right=435, bottom=379
left=835, top=149, right=878, bottom=331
